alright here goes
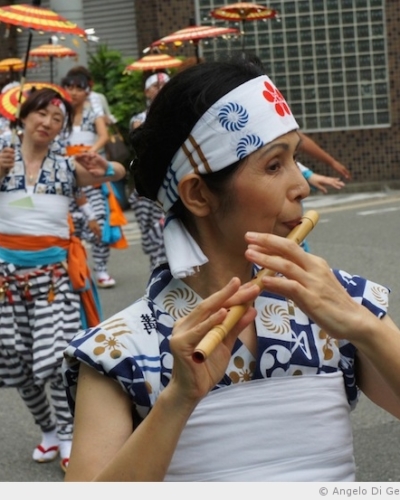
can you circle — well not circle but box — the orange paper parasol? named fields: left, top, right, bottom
left=0, top=57, right=37, bottom=73
left=0, top=4, right=86, bottom=37
left=0, top=81, right=71, bottom=121
left=210, top=2, right=277, bottom=50
left=151, top=25, right=240, bottom=63
left=124, top=54, right=183, bottom=73
left=29, top=43, right=78, bottom=82
left=210, top=2, right=277, bottom=22
left=29, top=43, right=78, bottom=58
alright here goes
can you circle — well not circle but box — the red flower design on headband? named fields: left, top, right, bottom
left=262, top=81, right=291, bottom=117
left=50, top=98, right=62, bottom=107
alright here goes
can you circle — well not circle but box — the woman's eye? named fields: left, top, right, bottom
left=267, top=162, right=280, bottom=172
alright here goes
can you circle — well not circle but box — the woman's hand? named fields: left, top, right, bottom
left=244, top=232, right=367, bottom=342
left=74, top=152, right=109, bottom=177
left=74, top=153, right=126, bottom=187
left=88, top=219, right=102, bottom=240
left=308, top=173, right=346, bottom=193
left=168, top=278, right=259, bottom=406
left=0, top=146, right=15, bottom=178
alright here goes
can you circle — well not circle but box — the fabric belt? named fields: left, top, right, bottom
left=0, top=223, right=101, bottom=327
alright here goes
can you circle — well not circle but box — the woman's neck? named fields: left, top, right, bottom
left=182, top=222, right=253, bottom=299
left=21, top=140, right=48, bottom=164
left=183, top=258, right=253, bottom=298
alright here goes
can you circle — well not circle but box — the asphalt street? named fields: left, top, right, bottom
left=1, top=188, right=400, bottom=482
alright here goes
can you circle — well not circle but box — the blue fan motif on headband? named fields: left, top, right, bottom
left=236, top=134, right=264, bottom=159
left=218, top=102, right=249, bottom=131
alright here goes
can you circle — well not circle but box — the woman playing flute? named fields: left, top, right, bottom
left=0, top=88, right=126, bottom=473
left=63, top=56, right=400, bottom=481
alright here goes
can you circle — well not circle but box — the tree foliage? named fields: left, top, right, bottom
left=88, top=44, right=145, bottom=139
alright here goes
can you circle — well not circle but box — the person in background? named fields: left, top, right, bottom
left=128, top=192, right=166, bottom=272
left=129, top=72, right=170, bottom=130
left=62, top=67, right=127, bottom=289
left=298, top=131, right=351, bottom=181
left=0, top=88, right=125, bottom=474
left=128, top=72, right=170, bottom=272
left=63, top=57, right=400, bottom=482
left=298, top=161, right=345, bottom=194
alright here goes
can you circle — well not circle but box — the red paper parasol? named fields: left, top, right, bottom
left=0, top=81, right=71, bottom=121
left=151, top=25, right=240, bottom=63
left=0, top=57, right=37, bottom=73
left=124, top=54, right=183, bottom=73
left=29, top=43, right=78, bottom=83
left=210, top=2, right=277, bottom=50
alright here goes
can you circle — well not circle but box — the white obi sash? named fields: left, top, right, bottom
left=0, top=192, right=70, bottom=238
left=166, top=372, right=355, bottom=482
left=67, top=128, right=96, bottom=147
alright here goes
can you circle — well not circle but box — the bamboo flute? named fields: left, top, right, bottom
left=192, top=210, right=320, bottom=363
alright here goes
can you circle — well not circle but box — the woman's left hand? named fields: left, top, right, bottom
left=244, top=231, right=367, bottom=342
left=74, top=152, right=109, bottom=177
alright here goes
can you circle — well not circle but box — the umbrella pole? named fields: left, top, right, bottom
left=194, top=41, right=200, bottom=64
left=12, top=28, right=34, bottom=145
left=50, top=56, right=54, bottom=83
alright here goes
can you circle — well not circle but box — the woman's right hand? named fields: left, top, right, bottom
left=0, top=147, right=15, bottom=177
left=88, top=219, right=102, bottom=240
left=167, top=277, right=259, bottom=406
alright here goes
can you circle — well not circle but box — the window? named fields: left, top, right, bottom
left=197, top=0, right=389, bottom=131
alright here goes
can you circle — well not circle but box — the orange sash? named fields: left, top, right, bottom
left=0, top=228, right=100, bottom=327
left=107, top=182, right=128, bottom=249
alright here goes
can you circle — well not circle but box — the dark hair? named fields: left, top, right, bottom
left=129, top=56, right=264, bottom=203
left=19, top=87, right=73, bottom=134
left=62, top=66, right=93, bottom=91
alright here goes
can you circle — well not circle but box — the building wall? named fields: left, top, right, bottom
left=303, top=1, right=400, bottom=184
left=1, top=0, right=398, bottom=185
left=134, top=0, right=196, bottom=58
left=133, top=0, right=400, bottom=186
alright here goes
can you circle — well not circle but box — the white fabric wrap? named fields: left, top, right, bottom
left=165, top=373, right=355, bottom=482
left=0, top=192, right=70, bottom=238
left=67, top=128, right=96, bottom=147
left=157, top=75, right=299, bottom=278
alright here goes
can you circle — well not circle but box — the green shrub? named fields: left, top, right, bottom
left=88, top=43, right=145, bottom=139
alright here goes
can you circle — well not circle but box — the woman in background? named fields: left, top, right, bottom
left=0, top=88, right=125, bottom=473
left=62, top=66, right=126, bottom=289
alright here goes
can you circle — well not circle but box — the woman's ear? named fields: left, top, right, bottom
left=178, top=173, right=213, bottom=217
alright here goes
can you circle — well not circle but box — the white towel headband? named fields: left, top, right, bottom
left=157, top=74, right=299, bottom=278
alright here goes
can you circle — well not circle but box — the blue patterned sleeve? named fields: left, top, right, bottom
left=332, top=269, right=390, bottom=408
left=62, top=301, right=167, bottom=419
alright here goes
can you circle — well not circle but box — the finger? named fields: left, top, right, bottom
left=222, top=281, right=260, bottom=309
left=175, top=277, right=243, bottom=331
left=172, top=308, right=228, bottom=345
left=246, top=232, right=306, bottom=260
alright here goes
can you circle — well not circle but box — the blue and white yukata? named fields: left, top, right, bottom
left=63, top=264, right=389, bottom=481
left=62, top=99, right=112, bottom=275
left=0, top=139, right=80, bottom=441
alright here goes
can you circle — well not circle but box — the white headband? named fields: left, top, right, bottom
left=158, top=75, right=298, bottom=212
left=145, top=73, right=170, bottom=90
left=50, top=97, right=67, bottom=116
left=157, top=74, right=299, bottom=278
